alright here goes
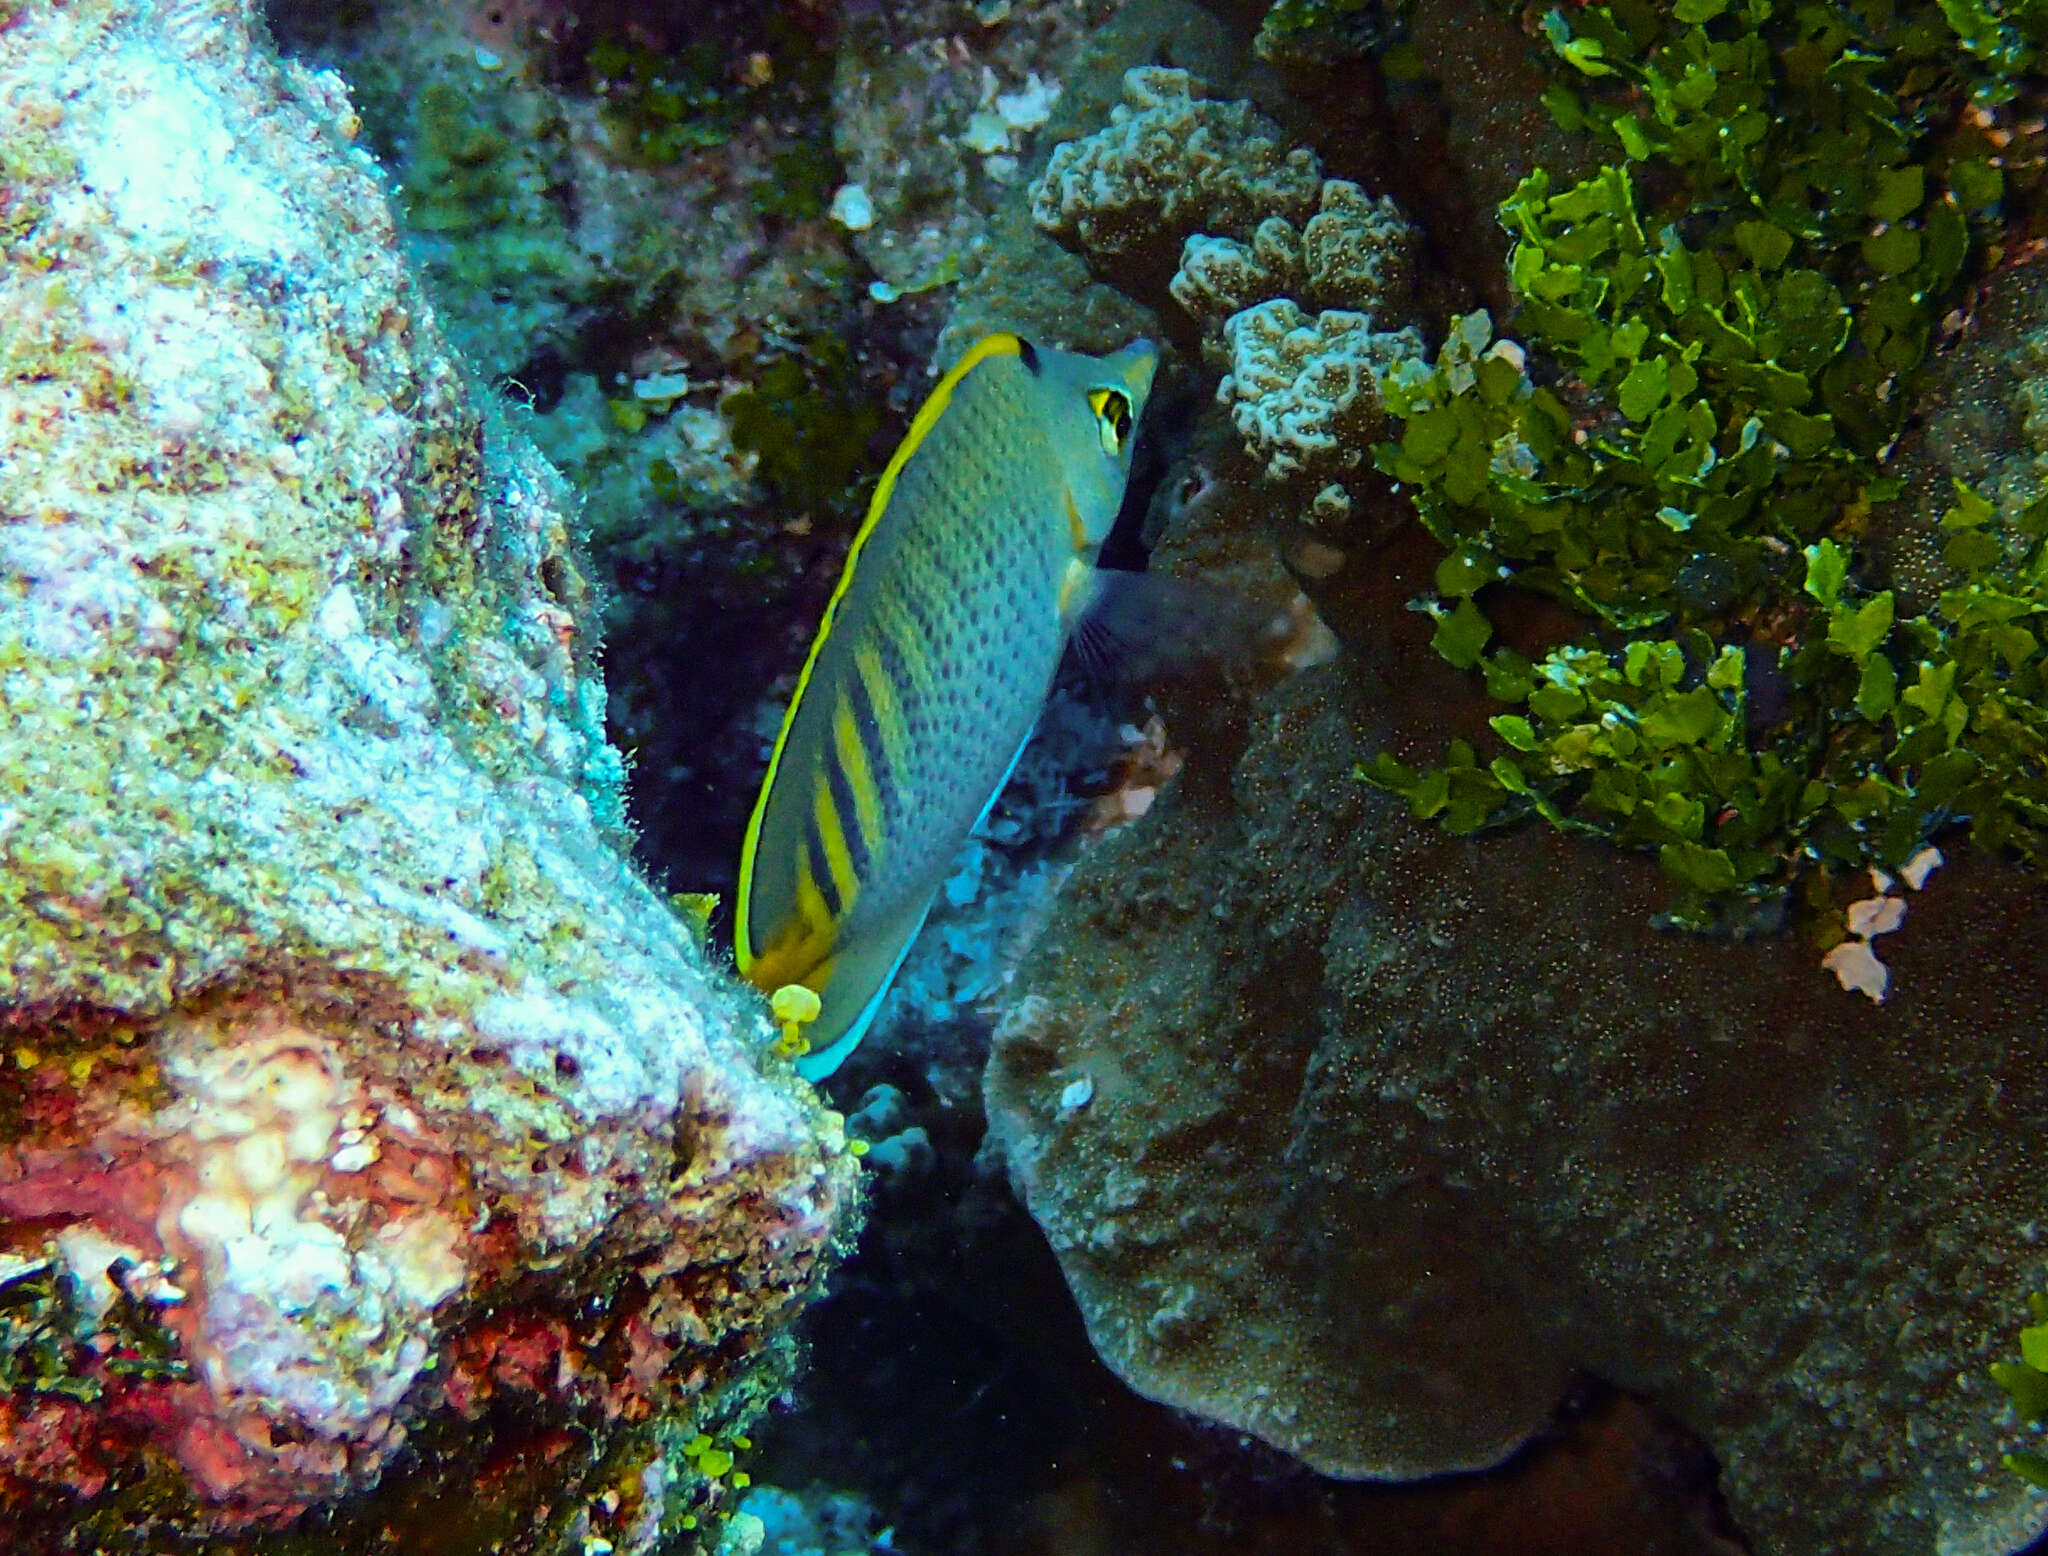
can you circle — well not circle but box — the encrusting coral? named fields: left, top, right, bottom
left=0, top=0, right=857, bottom=1547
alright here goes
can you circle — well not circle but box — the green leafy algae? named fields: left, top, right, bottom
left=1995, top=1288, right=2048, bottom=1485
left=1937, top=0, right=2048, bottom=85
left=1364, top=0, right=2048, bottom=929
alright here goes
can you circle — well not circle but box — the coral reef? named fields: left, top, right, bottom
left=0, top=0, right=857, bottom=1546
left=1215, top=300, right=1423, bottom=514
left=1170, top=178, right=1418, bottom=342
left=830, top=0, right=1103, bottom=298
left=274, top=0, right=1133, bottom=904
left=1032, top=68, right=1426, bottom=533
left=267, top=0, right=803, bottom=549
left=983, top=553, right=2048, bottom=1554
left=984, top=9, right=2048, bottom=1551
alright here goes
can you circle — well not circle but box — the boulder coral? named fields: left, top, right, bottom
left=985, top=627, right=2048, bottom=1556
left=0, top=0, right=857, bottom=1547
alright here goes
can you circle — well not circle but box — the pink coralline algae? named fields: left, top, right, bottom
left=0, top=0, right=859, bottom=1547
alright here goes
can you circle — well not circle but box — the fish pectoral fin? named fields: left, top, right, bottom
left=741, top=919, right=836, bottom=997
left=1068, top=568, right=1306, bottom=685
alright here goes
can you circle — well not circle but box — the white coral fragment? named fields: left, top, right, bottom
left=995, top=72, right=1059, bottom=133
left=1846, top=895, right=1907, bottom=938
left=1822, top=937, right=1890, bottom=1003
left=1826, top=882, right=1914, bottom=1004
left=1900, top=845, right=1944, bottom=889
left=829, top=182, right=875, bottom=231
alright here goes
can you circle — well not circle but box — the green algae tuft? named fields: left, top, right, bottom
left=1365, top=0, right=2048, bottom=928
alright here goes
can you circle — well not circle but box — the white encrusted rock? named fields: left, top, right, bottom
left=0, top=0, right=857, bottom=1536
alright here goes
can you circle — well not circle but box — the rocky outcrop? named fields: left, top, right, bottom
left=0, top=1, right=857, bottom=1547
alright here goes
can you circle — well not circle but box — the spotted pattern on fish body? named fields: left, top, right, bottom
left=736, top=332, right=1158, bottom=1080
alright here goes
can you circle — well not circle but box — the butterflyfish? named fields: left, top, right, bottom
left=735, top=332, right=1159, bottom=1080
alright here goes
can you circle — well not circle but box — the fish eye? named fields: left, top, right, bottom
left=1087, top=388, right=1133, bottom=455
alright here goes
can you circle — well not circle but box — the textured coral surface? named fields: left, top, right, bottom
left=1216, top=299, right=1422, bottom=488
left=1031, top=67, right=1426, bottom=542
left=0, top=0, right=856, bottom=1546
left=984, top=363, right=2048, bottom=1556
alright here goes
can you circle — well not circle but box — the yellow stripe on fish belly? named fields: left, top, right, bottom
left=809, top=774, right=860, bottom=914
left=832, top=699, right=887, bottom=862
left=851, top=644, right=907, bottom=777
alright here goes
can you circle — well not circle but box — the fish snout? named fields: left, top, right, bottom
left=1115, top=340, right=1159, bottom=406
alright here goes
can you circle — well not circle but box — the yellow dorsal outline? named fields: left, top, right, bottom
left=735, top=332, right=1026, bottom=974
